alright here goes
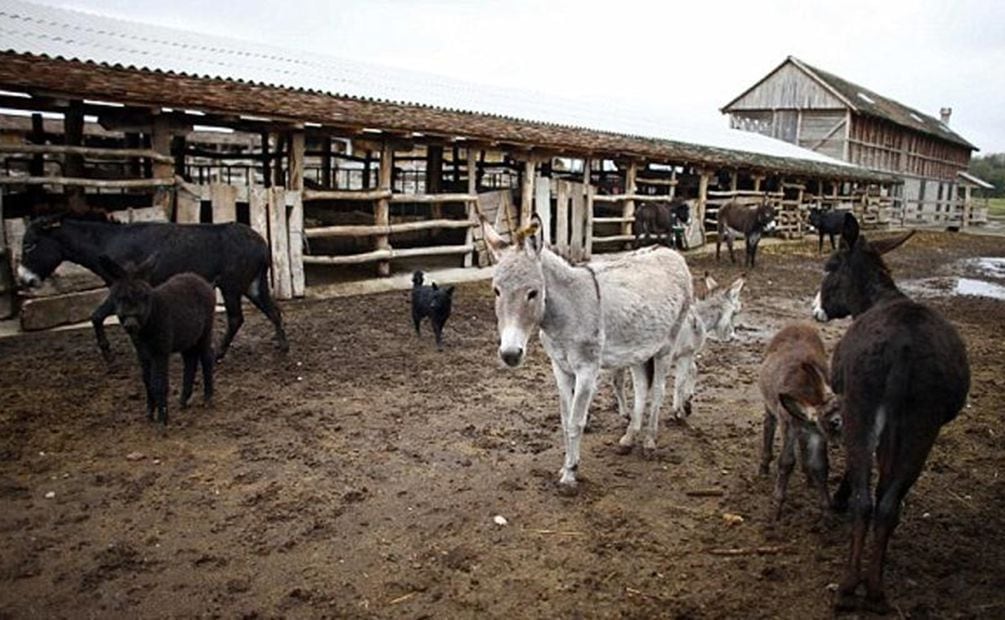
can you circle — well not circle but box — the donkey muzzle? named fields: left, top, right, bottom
left=16, top=264, right=40, bottom=288
left=811, top=291, right=829, bottom=322
left=499, top=347, right=524, bottom=368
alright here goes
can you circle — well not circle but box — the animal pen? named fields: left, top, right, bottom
left=0, top=0, right=896, bottom=331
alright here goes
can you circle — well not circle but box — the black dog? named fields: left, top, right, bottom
left=411, top=271, right=455, bottom=350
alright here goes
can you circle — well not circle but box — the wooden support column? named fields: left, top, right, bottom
left=150, top=114, right=173, bottom=216
left=622, top=161, right=638, bottom=240
left=375, top=142, right=394, bottom=276
left=697, top=169, right=711, bottom=246
left=752, top=174, right=764, bottom=193
left=64, top=100, right=85, bottom=213
left=520, top=158, right=536, bottom=227
left=730, top=171, right=738, bottom=193
left=583, top=158, right=594, bottom=259
left=260, top=132, right=272, bottom=188
left=464, top=148, right=477, bottom=268
left=288, top=131, right=305, bottom=296
left=962, top=185, right=972, bottom=229
left=426, top=145, right=444, bottom=221
left=28, top=113, right=45, bottom=209
left=320, top=137, right=333, bottom=189
left=796, top=185, right=805, bottom=235
left=669, top=167, right=678, bottom=199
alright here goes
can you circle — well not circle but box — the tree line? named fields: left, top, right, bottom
left=969, top=153, right=1005, bottom=197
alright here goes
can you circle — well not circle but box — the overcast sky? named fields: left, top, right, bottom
left=59, top=0, right=1005, bottom=154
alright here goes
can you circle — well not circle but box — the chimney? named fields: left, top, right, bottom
left=940, top=107, right=952, bottom=124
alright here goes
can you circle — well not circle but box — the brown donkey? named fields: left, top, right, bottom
left=812, top=214, right=969, bottom=613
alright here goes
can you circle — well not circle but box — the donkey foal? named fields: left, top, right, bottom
left=758, top=322, right=840, bottom=520
left=101, top=255, right=216, bottom=426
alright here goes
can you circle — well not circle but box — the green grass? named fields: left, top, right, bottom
left=988, top=197, right=1005, bottom=217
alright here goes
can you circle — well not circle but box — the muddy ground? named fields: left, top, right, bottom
left=1, top=231, right=1003, bottom=619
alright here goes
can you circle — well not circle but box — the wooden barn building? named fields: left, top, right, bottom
left=722, top=56, right=986, bottom=227
left=0, top=0, right=891, bottom=330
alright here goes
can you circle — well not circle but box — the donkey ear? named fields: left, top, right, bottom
left=518, top=217, right=543, bottom=257
left=779, top=394, right=808, bottom=421
left=871, top=230, right=915, bottom=256
left=98, top=254, right=125, bottom=280
left=727, top=275, right=746, bottom=301
left=444, top=285, right=455, bottom=297
left=134, top=253, right=157, bottom=281
left=480, top=216, right=509, bottom=262
left=703, top=271, right=719, bottom=292
left=841, top=213, right=860, bottom=248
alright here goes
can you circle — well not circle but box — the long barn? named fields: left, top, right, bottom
left=722, top=56, right=987, bottom=228
left=0, top=0, right=894, bottom=330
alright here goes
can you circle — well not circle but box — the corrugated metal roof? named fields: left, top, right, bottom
left=789, top=57, right=975, bottom=150
left=0, top=0, right=872, bottom=174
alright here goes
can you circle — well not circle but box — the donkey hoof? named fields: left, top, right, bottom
left=642, top=437, right=657, bottom=453
left=558, top=468, right=578, bottom=489
left=617, top=434, right=636, bottom=453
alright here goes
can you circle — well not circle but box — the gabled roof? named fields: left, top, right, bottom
left=723, top=56, right=976, bottom=151
left=0, top=0, right=891, bottom=181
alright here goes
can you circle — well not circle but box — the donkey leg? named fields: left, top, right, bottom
left=562, top=368, right=598, bottom=485
left=217, top=291, right=245, bottom=361
left=139, top=354, right=155, bottom=421
left=149, top=355, right=170, bottom=426
left=800, top=427, right=831, bottom=513
left=180, top=350, right=197, bottom=409
left=90, top=294, right=116, bottom=363
left=642, top=354, right=673, bottom=453
left=772, top=422, right=797, bottom=520
left=618, top=363, right=649, bottom=452
left=549, top=361, right=575, bottom=483
left=245, top=271, right=289, bottom=353
left=200, top=339, right=215, bottom=406
left=726, top=233, right=737, bottom=264
left=835, top=425, right=876, bottom=611
left=759, top=407, right=777, bottom=477
left=612, top=369, right=630, bottom=419
left=864, top=422, right=940, bottom=613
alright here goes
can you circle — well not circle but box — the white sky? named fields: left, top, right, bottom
left=57, top=0, right=1005, bottom=154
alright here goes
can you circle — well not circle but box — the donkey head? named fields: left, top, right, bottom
left=482, top=216, right=546, bottom=368
left=18, top=216, right=66, bottom=287
left=673, top=201, right=691, bottom=225
left=757, top=200, right=777, bottom=232
left=812, top=214, right=914, bottom=321
left=98, top=254, right=158, bottom=336
left=698, top=273, right=746, bottom=341
left=779, top=390, right=842, bottom=441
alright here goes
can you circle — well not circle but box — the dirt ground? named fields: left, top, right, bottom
left=1, top=231, right=1003, bottom=619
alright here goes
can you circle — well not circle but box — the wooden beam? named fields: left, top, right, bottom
left=0, top=144, right=176, bottom=163
left=303, top=188, right=392, bottom=202
left=0, top=175, right=176, bottom=188
left=389, top=193, right=478, bottom=204
left=303, top=244, right=474, bottom=266
left=305, top=218, right=473, bottom=238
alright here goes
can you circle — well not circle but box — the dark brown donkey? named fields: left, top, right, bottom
left=812, top=214, right=969, bottom=614
left=715, top=198, right=776, bottom=267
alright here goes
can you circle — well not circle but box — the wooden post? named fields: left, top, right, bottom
left=269, top=187, right=292, bottom=299
left=260, top=132, right=271, bottom=188
left=376, top=142, right=394, bottom=276
left=426, top=145, right=444, bottom=221
left=320, top=136, right=333, bottom=189
left=150, top=114, right=173, bottom=216
left=669, top=167, right=678, bottom=199
left=583, top=159, right=593, bottom=259
left=520, top=158, right=536, bottom=227
left=555, top=180, right=569, bottom=256
left=64, top=100, right=85, bottom=213
left=464, top=148, right=477, bottom=268
left=730, top=171, right=738, bottom=193
left=963, top=185, right=972, bottom=229
left=796, top=186, right=805, bottom=236
left=621, top=161, right=638, bottom=245
left=697, top=169, right=710, bottom=246
left=28, top=113, right=45, bottom=210
left=752, top=174, right=763, bottom=192
left=288, top=131, right=305, bottom=296
left=209, top=183, right=237, bottom=223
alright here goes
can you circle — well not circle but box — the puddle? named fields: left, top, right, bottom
left=903, top=277, right=1005, bottom=301
left=964, top=257, right=1005, bottom=279
left=954, top=278, right=1005, bottom=300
